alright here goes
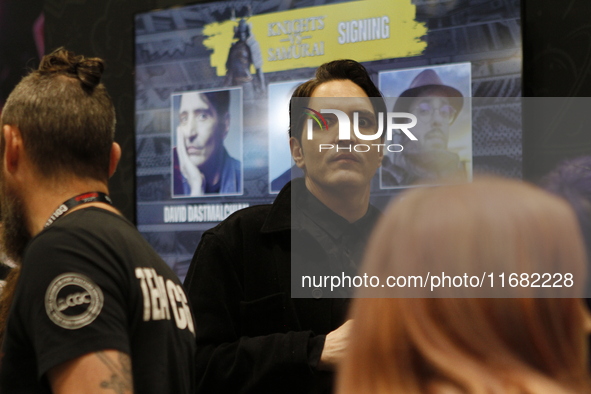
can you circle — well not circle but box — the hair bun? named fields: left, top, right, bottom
left=38, top=47, right=105, bottom=90
left=75, top=58, right=104, bottom=90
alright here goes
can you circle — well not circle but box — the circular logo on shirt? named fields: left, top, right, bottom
left=45, top=273, right=104, bottom=330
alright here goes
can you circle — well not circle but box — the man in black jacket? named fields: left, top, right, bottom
left=184, top=59, right=385, bottom=393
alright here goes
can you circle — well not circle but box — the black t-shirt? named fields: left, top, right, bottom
left=0, top=208, right=196, bottom=393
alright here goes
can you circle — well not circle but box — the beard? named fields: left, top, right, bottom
left=0, top=179, right=30, bottom=263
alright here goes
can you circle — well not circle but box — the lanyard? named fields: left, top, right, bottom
left=44, top=192, right=112, bottom=228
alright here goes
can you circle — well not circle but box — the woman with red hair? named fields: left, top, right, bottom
left=338, top=177, right=591, bottom=393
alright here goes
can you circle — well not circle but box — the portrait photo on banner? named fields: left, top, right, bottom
left=267, top=79, right=307, bottom=194
left=170, top=87, right=243, bottom=198
left=378, top=63, right=472, bottom=189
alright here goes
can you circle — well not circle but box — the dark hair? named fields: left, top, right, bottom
left=1, top=47, right=116, bottom=182
left=288, top=59, right=385, bottom=142
left=202, top=90, right=230, bottom=117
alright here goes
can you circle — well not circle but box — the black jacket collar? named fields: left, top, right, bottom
left=260, top=179, right=293, bottom=233
left=261, top=178, right=379, bottom=236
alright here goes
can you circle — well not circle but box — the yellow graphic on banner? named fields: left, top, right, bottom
left=203, top=0, right=427, bottom=75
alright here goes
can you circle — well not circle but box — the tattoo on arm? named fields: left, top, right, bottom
left=96, top=351, right=133, bottom=394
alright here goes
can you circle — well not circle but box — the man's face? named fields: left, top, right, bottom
left=177, top=93, right=227, bottom=169
left=405, top=95, right=455, bottom=154
left=291, top=79, right=383, bottom=194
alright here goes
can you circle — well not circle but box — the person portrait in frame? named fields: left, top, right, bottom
left=172, top=88, right=243, bottom=197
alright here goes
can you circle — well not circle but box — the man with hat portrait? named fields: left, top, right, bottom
left=381, top=67, right=467, bottom=187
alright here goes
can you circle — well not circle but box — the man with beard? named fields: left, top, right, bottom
left=184, top=59, right=385, bottom=393
left=381, top=68, right=466, bottom=187
left=0, top=48, right=196, bottom=393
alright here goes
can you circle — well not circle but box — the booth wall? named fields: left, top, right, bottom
left=522, top=0, right=591, bottom=181
left=43, top=0, right=591, bottom=221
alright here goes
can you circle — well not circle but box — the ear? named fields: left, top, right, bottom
left=3, top=125, right=22, bottom=175
left=289, top=137, right=306, bottom=170
left=108, top=142, right=122, bottom=178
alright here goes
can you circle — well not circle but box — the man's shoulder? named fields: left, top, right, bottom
left=27, top=208, right=136, bottom=253
left=22, top=208, right=171, bottom=284
left=204, top=182, right=292, bottom=241
left=52, top=207, right=132, bottom=232
left=205, top=203, right=274, bottom=238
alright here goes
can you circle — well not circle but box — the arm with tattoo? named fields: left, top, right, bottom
left=48, top=349, right=133, bottom=394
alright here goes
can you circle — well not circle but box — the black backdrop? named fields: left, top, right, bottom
left=39, top=0, right=591, bottom=222
left=521, top=0, right=591, bottom=180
